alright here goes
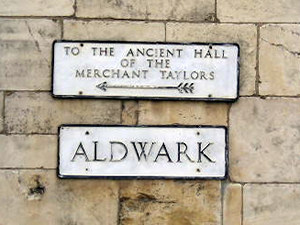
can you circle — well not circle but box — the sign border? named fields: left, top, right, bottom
left=52, top=40, right=240, bottom=102
left=57, top=124, right=228, bottom=180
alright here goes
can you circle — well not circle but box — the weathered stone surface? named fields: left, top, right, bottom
left=0, top=135, right=56, bottom=168
left=0, top=19, right=60, bottom=91
left=218, top=0, right=300, bottom=22
left=166, top=23, right=257, bottom=96
left=223, top=183, right=242, bottom=225
left=76, top=0, right=215, bottom=21
left=120, top=180, right=221, bottom=225
left=0, top=0, right=74, bottom=16
left=121, top=101, right=138, bottom=125
left=64, top=20, right=165, bottom=41
left=0, top=170, right=118, bottom=225
left=244, top=184, right=300, bottom=225
left=230, top=97, right=300, bottom=182
left=5, top=92, right=121, bottom=134
left=139, top=101, right=228, bottom=125
left=0, top=92, right=3, bottom=132
left=259, top=25, right=300, bottom=95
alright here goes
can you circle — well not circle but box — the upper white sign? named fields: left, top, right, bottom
left=52, top=41, right=239, bottom=100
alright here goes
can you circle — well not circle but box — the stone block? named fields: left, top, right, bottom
left=0, top=19, right=60, bottom=91
left=218, top=0, right=300, bottom=22
left=5, top=92, right=121, bottom=134
left=0, top=135, right=56, bottom=168
left=244, top=184, right=300, bottom=225
left=120, top=180, right=221, bottom=225
left=0, top=92, right=3, bottom=132
left=76, top=0, right=215, bottom=22
left=0, top=170, right=118, bottom=225
left=0, top=0, right=74, bottom=16
left=259, top=24, right=300, bottom=95
left=230, top=97, right=300, bottom=182
left=121, top=101, right=138, bottom=125
left=139, top=101, right=228, bottom=125
left=64, top=20, right=165, bottom=41
left=223, top=183, right=242, bottom=225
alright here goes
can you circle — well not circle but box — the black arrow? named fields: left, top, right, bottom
left=96, top=82, right=194, bottom=94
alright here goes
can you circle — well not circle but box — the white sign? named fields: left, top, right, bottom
left=53, top=41, right=239, bottom=100
left=58, top=126, right=227, bottom=179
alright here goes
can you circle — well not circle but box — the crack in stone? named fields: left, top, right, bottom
left=261, top=38, right=300, bottom=58
left=25, top=21, right=49, bottom=65
left=270, top=25, right=300, bottom=37
left=25, top=21, right=41, bottom=53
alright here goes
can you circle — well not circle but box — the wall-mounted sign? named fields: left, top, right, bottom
left=58, top=125, right=227, bottom=179
left=52, top=41, right=239, bottom=101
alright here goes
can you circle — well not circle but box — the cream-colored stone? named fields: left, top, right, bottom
left=223, top=183, right=242, bottom=225
left=5, top=92, right=121, bottom=134
left=120, top=180, right=221, bottom=225
left=218, top=0, right=300, bottom=22
left=0, top=19, right=60, bottom=91
left=139, top=101, right=228, bottom=125
left=259, top=25, right=300, bottom=95
left=0, top=92, right=3, bottom=132
left=64, top=20, right=165, bottom=41
left=244, top=184, right=300, bottom=225
left=0, top=0, right=74, bottom=16
left=0, top=135, right=56, bottom=168
left=0, top=170, right=118, bottom=225
left=230, top=97, right=300, bottom=182
left=166, top=23, right=257, bottom=96
left=76, top=0, right=145, bottom=19
left=121, top=101, right=138, bottom=125
left=146, top=0, right=215, bottom=21
left=76, top=0, right=215, bottom=21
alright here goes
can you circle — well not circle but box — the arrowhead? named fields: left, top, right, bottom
left=177, top=83, right=194, bottom=93
left=96, top=82, right=108, bottom=91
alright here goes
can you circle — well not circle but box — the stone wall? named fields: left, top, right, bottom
left=0, top=0, right=300, bottom=224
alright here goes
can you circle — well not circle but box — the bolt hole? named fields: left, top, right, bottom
left=208, top=94, right=212, bottom=98
left=85, top=131, right=89, bottom=135
left=80, top=43, right=84, bottom=47
left=209, top=45, right=213, bottom=49
left=197, top=132, right=200, bottom=135
left=86, top=168, right=89, bottom=171
left=79, top=91, right=83, bottom=95
left=196, top=168, right=201, bottom=172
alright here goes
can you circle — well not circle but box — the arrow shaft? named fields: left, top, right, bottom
left=107, top=84, right=177, bottom=90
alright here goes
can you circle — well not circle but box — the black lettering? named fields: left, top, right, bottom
left=200, top=71, right=207, bottom=80
left=91, top=47, right=97, bottom=56
left=214, top=49, right=220, bottom=58
left=198, top=142, right=215, bottom=163
left=126, top=48, right=134, bottom=57
left=93, top=141, right=106, bottom=161
left=146, top=48, right=154, bottom=57
left=137, top=48, right=145, bottom=57
left=194, top=49, right=202, bottom=58
left=71, top=142, right=89, bottom=161
left=209, top=71, right=215, bottom=80
left=110, top=141, right=128, bottom=162
left=222, top=50, right=228, bottom=58
left=75, top=69, right=85, bottom=78
left=177, top=142, right=194, bottom=163
left=176, top=49, right=183, bottom=57
left=131, top=142, right=156, bottom=161
left=154, top=143, right=173, bottom=162
left=204, top=50, right=212, bottom=58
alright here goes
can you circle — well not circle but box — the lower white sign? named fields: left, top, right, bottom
left=59, top=125, right=227, bottom=179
